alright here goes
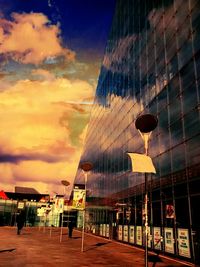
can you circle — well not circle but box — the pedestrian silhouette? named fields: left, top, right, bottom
left=16, top=210, right=25, bottom=235
left=68, top=220, right=74, bottom=238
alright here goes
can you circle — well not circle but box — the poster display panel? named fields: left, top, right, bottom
left=100, top=224, right=103, bottom=236
left=103, top=224, right=106, bottom=236
left=118, top=225, right=123, bottom=240
left=136, top=226, right=142, bottom=245
left=18, top=201, right=25, bottom=209
left=123, top=225, right=128, bottom=242
left=164, top=228, right=174, bottom=254
left=148, top=226, right=152, bottom=248
left=178, top=228, right=191, bottom=258
left=55, top=198, right=64, bottom=213
left=153, top=227, right=161, bottom=250
left=142, top=226, right=151, bottom=247
left=129, top=226, right=135, bottom=244
left=106, top=224, right=109, bottom=238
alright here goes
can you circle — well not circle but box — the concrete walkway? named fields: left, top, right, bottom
left=0, top=227, right=193, bottom=267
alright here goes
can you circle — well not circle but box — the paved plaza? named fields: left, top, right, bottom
left=0, top=227, right=194, bottom=267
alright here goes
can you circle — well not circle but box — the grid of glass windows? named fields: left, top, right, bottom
left=74, top=0, right=200, bottom=264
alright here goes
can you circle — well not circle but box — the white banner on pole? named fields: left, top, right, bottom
left=72, top=189, right=86, bottom=210
left=127, top=153, right=156, bottom=173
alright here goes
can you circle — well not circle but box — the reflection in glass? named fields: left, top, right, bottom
left=74, top=0, right=200, bottom=263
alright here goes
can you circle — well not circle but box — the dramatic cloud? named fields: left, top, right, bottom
left=0, top=71, right=94, bottom=194
left=0, top=12, right=75, bottom=64
left=0, top=10, right=99, bottom=195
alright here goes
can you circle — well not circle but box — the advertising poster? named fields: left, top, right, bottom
left=129, top=226, right=135, bottom=244
left=106, top=224, right=109, bottom=238
left=55, top=198, right=64, bottom=213
left=100, top=224, right=103, bottom=236
left=136, top=226, right=142, bottom=245
left=72, top=189, right=85, bottom=210
left=165, top=205, right=175, bottom=218
left=103, top=224, right=106, bottom=236
left=148, top=226, right=152, bottom=248
left=178, top=228, right=191, bottom=258
left=18, top=201, right=25, bottom=209
left=142, top=226, right=151, bottom=247
left=154, top=227, right=161, bottom=250
left=123, top=225, right=128, bottom=242
left=164, top=228, right=174, bottom=254
left=118, top=225, right=123, bottom=240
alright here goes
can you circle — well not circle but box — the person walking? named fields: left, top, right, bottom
left=68, top=220, right=74, bottom=238
left=16, top=210, right=25, bottom=235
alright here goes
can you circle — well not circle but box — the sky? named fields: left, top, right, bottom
left=0, top=0, right=116, bottom=196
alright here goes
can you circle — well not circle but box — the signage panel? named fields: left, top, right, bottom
left=123, top=225, right=128, bottom=242
left=148, top=226, right=152, bottom=248
left=164, top=228, right=174, bottom=254
left=100, top=224, right=103, bottom=236
left=165, top=205, right=175, bottom=218
left=136, top=226, right=142, bottom=245
left=118, top=225, right=123, bottom=240
left=72, top=189, right=85, bottom=210
left=154, top=227, right=161, bottom=250
left=129, top=226, right=135, bottom=244
left=17, top=201, right=25, bottom=209
left=103, top=224, right=106, bottom=236
left=178, top=228, right=191, bottom=258
left=106, top=224, right=109, bottom=237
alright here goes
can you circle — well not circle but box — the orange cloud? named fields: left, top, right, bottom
left=0, top=72, right=94, bottom=194
left=0, top=12, right=75, bottom=64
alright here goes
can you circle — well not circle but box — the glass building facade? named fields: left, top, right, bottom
left=74, top=0, right=200, bottom=264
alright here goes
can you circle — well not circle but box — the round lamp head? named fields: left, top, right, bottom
left=135, top=114, right=158, bottom=133
left=61, top=180, right=70, bottom=187
left=80, top=161, right=93, bottom=172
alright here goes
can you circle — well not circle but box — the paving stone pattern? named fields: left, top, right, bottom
left=0, top=227, right=190, bottom=267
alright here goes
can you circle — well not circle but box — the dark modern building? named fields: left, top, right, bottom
left=74, top=0, right=200, bottom=264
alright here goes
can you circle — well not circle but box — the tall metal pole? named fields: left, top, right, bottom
left=144, top=172, right=148, bottom=267
left=144, top=134, right=149, bottom=267
left=81, top=172, right=87, bottom=252
left=135, top=114, right=158, bottom=267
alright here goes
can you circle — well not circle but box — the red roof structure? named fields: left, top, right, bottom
left=0, top=190, right=9, bottom=200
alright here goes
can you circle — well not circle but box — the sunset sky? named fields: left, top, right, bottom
left=0, top=0, right=115, bottom=196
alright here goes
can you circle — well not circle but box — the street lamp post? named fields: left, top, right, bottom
left=60, top=180, right=70, bottom=242
left=80, top=161, right=93, bottom=252
left=135, top=114, right=158, bottom=267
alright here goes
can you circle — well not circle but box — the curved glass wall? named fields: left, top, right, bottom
left=74, top=0, right=200, bottom=264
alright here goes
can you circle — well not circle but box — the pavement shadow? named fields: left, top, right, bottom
left=0, top=248, right=16, bottom=253
left=148, top=254, right=162, bottom=267
left=84, top=242, right=110, bottom=252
